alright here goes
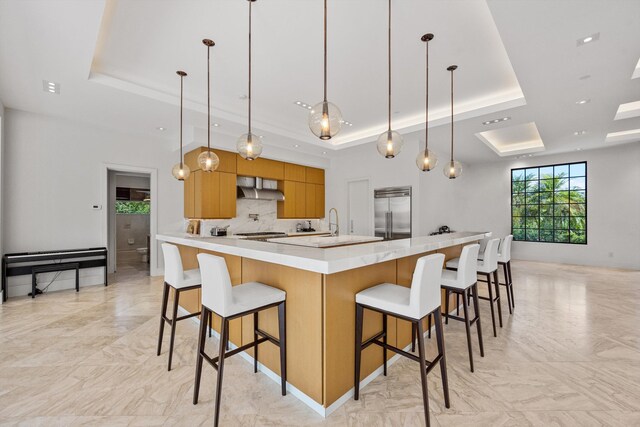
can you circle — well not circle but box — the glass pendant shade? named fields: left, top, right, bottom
left=416, top=148, right=438, bottom=172
left=237, top=133, right=263, bottom=160
left=197, top=150, right=220, bottom=172
left=443, top=160, right=462, bottom=179
left=172, top=163, right=191, bottom=181
left=376, top=130, right=403, bottom=159
left=309, top=101, right=342, bottom=140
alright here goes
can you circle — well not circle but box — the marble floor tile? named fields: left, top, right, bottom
left=1, top=261, right=639, bottom=426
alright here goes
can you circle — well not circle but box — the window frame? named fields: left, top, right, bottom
left=510, top=161, right=587, bottom=245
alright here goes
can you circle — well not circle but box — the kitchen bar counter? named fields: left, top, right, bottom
left=156, top=231, right=488, bottom=416
left=156, top=231, right=488, bottom=274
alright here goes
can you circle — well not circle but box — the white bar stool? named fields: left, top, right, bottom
left=193, top=253, right=287, bottom=427
left=440, top=244, right=484, bottom=372
left=354, top=253, right=449, bottom=427
left=497, top=235, right=514, bottom=313
left=157, top=243, right=207, bottom=371
left=446, top=238, right=503, bottom=337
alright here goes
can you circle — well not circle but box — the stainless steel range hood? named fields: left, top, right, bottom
left=236, top=176, right=284, bottom=201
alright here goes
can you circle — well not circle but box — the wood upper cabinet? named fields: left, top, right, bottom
left=185, top=147, right=237, bottom=174
left=184, top=170, right=236, bottom=219
left=305, top=167, right=325, bottom=185
left=237, top=156, right=284, bottom=180
left=219, top=171, right=237, bottom=218
left=278, top=181, right=325, bottom=219
left=285, top=163, right=306, bottom=182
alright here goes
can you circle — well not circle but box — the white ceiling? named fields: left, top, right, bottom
left=0, top=0, right=639, bottom=164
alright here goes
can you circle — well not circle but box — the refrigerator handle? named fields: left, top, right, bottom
left=385, top=212, right=389, bottom=239
left=389, top=211, right=393, bottom=239
left=350, top=219, right=354, bottom=234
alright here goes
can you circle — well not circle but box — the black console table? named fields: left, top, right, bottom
left=1, top=247, right=108, bottom=301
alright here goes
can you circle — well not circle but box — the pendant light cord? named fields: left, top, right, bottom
left=424, top=39, right=429, bottom=154
left=323, top=0, right=327, bottom=102
left=450, top=67, right=454, bottom=162
left=248, top=0, right=252, bottom=135
left=387, top=0, right=391, bottom=132
left=207, top=45, right=211, bottom=151
left=180, top=73, right=184, bottom=168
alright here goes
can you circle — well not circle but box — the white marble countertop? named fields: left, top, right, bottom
left=268, top=235, right=383, bottom=248
left=157, top=231, right=490, bottom=274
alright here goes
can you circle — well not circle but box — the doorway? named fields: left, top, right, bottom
left=102, top=164, right=158, bottom=280
left=347, top=178, right=371, bottom=235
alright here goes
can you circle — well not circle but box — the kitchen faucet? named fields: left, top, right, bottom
left=329, top=208, right=339, bottom=236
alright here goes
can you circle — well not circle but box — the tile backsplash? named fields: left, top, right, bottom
left=192, top=199, right=327, bottom=237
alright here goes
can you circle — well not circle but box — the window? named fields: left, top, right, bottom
left=115, top=201, right=150, bottom=214
left=511, top=162, right=586, bottom=244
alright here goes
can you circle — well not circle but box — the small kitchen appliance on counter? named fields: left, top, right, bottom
left=210, top=225, right=230, bottom=237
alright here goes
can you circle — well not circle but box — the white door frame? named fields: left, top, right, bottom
left=346, top=177, right=372, bottom=236
left=101, top=163, right=159, bottom=276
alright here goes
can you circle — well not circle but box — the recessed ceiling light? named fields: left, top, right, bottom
left=211, top=123, right=220, bottom=127
left=294, top=144, right=300, bottom=148
left=573, top=130, right=587, bottom=136
left=576, top=99, right=591, bottom=105
left=576, top=148, right=582, bottom=151
left=42, top=80, right=60, bottom=94
left=322, top=151, right=327, bottom=155
left=156, top=127, right=166, bottom=131
left=482, top=117, right=510, bottom=125
left=576, top=32, right=600, bottom=47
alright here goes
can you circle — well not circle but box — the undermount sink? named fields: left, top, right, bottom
left=266, top=235, right=383, bottom=248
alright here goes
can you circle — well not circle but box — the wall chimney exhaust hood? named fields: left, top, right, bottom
left=236, top=176, right=284, bottom=201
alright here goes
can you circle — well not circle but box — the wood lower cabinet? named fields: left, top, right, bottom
left=184, top=170, right=236, bottom=219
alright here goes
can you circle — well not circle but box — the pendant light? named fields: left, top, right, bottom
left=416, top=33, right=438, bottom=171
left=171, top=70, right=190, bottom=181
left=376, top=0, right=403, bottom=158
left=443, top=65, right=462, bottom=179
left=197, top=39, right=220, bottom=172
left=237, top=0, right=263, bottom=160
left=308, top=0, right=342, bottom=140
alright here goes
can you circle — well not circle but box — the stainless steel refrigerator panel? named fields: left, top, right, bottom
left=390, top=196, right=411, bottom=239
left=374, top=197, right=389, bottom=239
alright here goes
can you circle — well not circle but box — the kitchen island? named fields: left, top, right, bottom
left=156, top=231, right=488, bottom=416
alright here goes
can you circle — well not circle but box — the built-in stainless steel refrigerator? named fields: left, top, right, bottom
left=374, top=186, right=412, bottom=240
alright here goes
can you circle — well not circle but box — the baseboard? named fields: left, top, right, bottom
left=177, top=306, right=445, bottom=418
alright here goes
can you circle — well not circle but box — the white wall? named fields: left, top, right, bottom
left=326, top=138, right=461, bottom=238
left=0, top=100, right=4, bottom=302
left=3, top=109, right=184, bottom=296
left=452, top=144, right=640, bottom=270
left=325, top=140, right=640, bottom=270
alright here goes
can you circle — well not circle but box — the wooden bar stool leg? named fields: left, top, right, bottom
left=507, top=261, right=515, bottom=308
left=456, top=293, right=460, bottom=316
left=444, top=289, right=450, bottom=325
left=193, top=307, right=208, bottom=404
left=502, top=263, right=513, bottom=314
left=214, top=318, right=229, bottom=427
left=411, top=323, right=416, bottom=352
left=472, top=283, right=485, bottom=357
left=209, top=311, right=213, bottom=337
left=416, top=319, right=431, bottom=427
left=462, top=288, right=475, bottom=372
left=433, top=310, right=450, bottom=408
left=494, top=270, right=503, bottom=327
left=354, top=303, right=364, bottom=400
left=157, top=282, right=169, bottom=356
left=253, top=311, right=259, bottom=374
left=168, top=288, right=180, bottom=371
left=382, top=313, right=388, bottom=376
left=427, top=313, right=432, bottom=339
left=278, top=301, right=287, bottom=396
left=486, top=273, right=497, bottom=337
